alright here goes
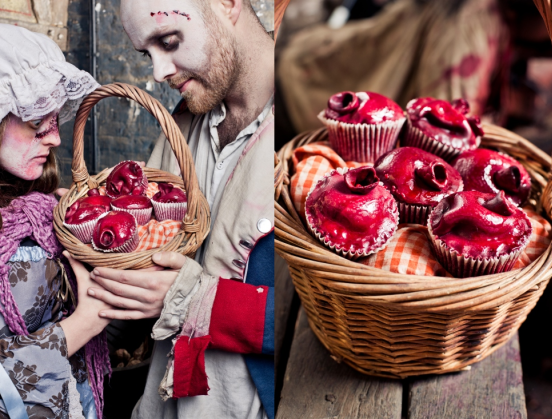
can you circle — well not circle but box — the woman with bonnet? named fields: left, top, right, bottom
left=0, top=23, right=113, bottom=419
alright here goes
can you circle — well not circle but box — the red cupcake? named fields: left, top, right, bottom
left=151, top=183, right=187, bottom=221
left=375, top=147, right=463, bottom=225
left=305, top=166, right=399, bottom=259
left=105, top=160, right=149, bottom=199
left=91, top=211, right=139, bottom=253
left=427, top=191, right=532, bottom=277
left=403, top=98, right=483, bottom=161
left=452, top=148, right=531, bottom=206
left=111, top=195, right=153, bottom=225
left=318, top=91, right=405, bottom=163
left=63, top=192, right=112, bottom=243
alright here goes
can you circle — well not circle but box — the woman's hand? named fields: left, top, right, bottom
left=59, top=251, right=114, bottom=357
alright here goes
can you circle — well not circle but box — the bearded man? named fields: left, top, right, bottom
left=85, top=1, right=275, bottom=418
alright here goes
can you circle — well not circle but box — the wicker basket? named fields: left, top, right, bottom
left=54, top=83, right=210, bottom=269
left=275, top=123, right=552, bottom=379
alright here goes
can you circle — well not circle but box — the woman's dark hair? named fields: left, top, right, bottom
left=0, top=114, right=60, bottom=219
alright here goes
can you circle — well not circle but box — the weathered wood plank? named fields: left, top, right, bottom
left=275, top=254, right=299, bottom=403
left=277, top=307, right=403, bottom=419
left=408, top=333, right=527, bottom=419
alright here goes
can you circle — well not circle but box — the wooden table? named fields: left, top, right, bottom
left=275, top=254, right=528, bottom=419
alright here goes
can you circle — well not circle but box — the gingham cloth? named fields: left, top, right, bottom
left=95, top=182, right=182, bottom=251
left=290, top=141, right=363, bottom=219
left=136, top=219, right=182, bottom=251
left=291, top=143, right=552, bottom=276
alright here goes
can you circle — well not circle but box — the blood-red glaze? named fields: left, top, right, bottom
left=429, top=191, right=532, bottom=259
left=305, top=167, right=398, bottom=256
left=105, top=160, right=148, bottom=198
left=375, top=147, right=463, bottom=206
left=80, top=195, right=112, bottom=210
left=112, top=195, right=152, bottom=210
left=324, top=91, right=404, bottom=124
left=88, top=188, right=100, bottom=196
left=451, top=149, right=531, bottom=206
left=152, top=183, right=187, bottom=203
left=92, top=211, right=137, bottom=251
left=64, top=200, right=108, bottom=224
left=406, top=97, right=482, bottom=149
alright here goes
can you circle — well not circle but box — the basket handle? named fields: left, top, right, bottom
left=72, top=82, right=202, bottom=233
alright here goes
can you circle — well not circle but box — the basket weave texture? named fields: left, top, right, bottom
left=275, top=123, right=552, bottom=379
left=54, top=83, right=210, bottom=269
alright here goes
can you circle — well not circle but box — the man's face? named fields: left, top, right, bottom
left=121, top=0, right=239, bottom=115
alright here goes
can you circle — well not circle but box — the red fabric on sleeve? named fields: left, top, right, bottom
left=209, top=278, right=267, bottom=354
left=173, top=335, right=211, bottom=398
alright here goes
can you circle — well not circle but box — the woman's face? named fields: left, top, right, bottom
left=0, top=111, right=61, bottom=180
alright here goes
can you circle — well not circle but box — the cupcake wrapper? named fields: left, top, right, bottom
left=64, top=217, right=102, bottom=244
left=91, top=226, right=140, bottom=253
left=111, top=205, right=152, bottom=225
left=398, top=202, right=433, bottom=226
left=427, top=221, right=527, bottom=278
left=318, top=112, right=405, bottom=163
left=403, top=118, right=479, bottom=162
left=305, top=168, right=399, bottom=260
left=152, top=201, right=187, bottom=222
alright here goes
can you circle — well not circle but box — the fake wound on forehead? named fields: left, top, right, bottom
left=150, top=10, right=191, bottom=20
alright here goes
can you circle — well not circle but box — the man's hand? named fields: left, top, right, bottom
left=88, top=252, right=187, bottom=320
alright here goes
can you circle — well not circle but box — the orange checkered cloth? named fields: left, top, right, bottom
left=291, top=143, right=552, bottom=277
left=290, top=142, right=363, bottom=219
left=95, top=182, right=183, bottom=251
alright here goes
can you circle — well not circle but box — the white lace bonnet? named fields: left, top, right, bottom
left=0, top=23, right=100, bottom=125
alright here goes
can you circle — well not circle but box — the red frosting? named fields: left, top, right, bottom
left=112, top=195, right=152, bottom=210
left=324, top=91, right=404, bottom=124
left=452, top=149, right=531, bottom=206
left=105, top=161, right=148, bottom=198
left=429, top=191, right=532, bottom=259
left=153, top=183, right=187, bottom=203
left=92, top=211, right=137, bottom=251
left=406, top=97, right=482, bottom=150
left=64, top=201, right=108, bottom=225
left=305, top=167, right=398, bottom=256
left=375, top=147, right=463, bottom=207
left=79, top=195, right=112, bottom=210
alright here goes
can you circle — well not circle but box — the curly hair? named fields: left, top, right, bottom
left=0, top=114, right=60, bottom=210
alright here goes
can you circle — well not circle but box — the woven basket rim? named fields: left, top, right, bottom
left=54, top=83, right=210, bottom=269
left=274, top=123, right=552, bottom=313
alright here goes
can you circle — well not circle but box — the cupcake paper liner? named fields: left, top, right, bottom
left=403, top=118, right=480, bottom=162
left=427, top=219, right=529, bottom=278
left=152, top=200, right=187, bottom=222
left=305, top=168, right=399, bottom=260
left=64, top=216, right=103, bottom=244
left=111, top=204, right=152, bottom=226
left=318, top=112, right=405, bottom=163
left=398, top=202, right=432, bottom=226
left=91, top=214, right=140, bottom=254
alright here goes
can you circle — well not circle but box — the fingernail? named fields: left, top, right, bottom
left=88, top=289, right=95, bottom=296
left=62, top=251, right=69, bottom=258
left=93, top=269, right=99, bottom=276
left=99, top=312, right=106, bottom=317
left=152, top=253, right=161, bottom=262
